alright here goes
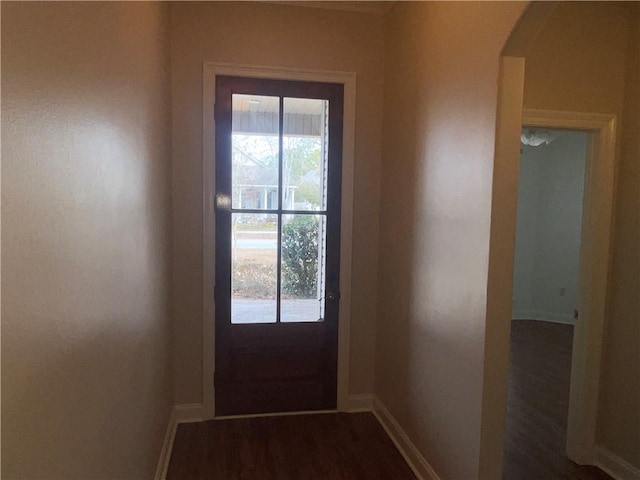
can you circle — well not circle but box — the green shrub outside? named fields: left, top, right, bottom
left=282, top=216, right=319, bottom=298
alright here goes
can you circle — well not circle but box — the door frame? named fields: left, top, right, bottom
left=520, top=109, right=617, bottom=465
left=202, top=62, right=357, bottom=418
left=481, top=54, right=617, bottom=475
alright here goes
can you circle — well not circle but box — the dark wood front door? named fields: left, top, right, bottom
left=214, top=76, right=344, bottom=416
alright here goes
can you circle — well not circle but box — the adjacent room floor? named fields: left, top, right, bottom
left=503, top=320, right=611, bottom=480
left=167, top=412, right=416, bottom=479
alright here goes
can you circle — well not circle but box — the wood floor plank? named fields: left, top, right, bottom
left=503, top=320, right=612, bottom=480
left=167, top=412, right=416, bottom=479
left=169, top=321, right=613, bottom=479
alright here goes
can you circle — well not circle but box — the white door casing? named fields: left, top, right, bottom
left=521, top=109, right=617, bottom=464
left=202, top=63, right=357, bottom=418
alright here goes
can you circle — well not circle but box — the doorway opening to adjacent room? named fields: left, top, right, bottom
left=504, top=124, right=591, bottom=479
left=480, top=2, right=626, bottom=477
left=485, top=96, right=617, bottom=478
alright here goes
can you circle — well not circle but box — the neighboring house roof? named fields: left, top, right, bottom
left=233, top=146, right=278, bottom=186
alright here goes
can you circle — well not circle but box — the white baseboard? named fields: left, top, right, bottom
left=372, top=397, right=441, bottom=480
left=216, top=409, right=338, bottom=420
left=345, top=394, right=373, bottom=412
left=512, top=310, right=575, bottom=324
left=154, top=410, right=178, bottom=480
left=596, top=447, right=640, bottom=480
left=154, top=403, right=207, bottom=480
left=173, top=403, right=207, bottom=423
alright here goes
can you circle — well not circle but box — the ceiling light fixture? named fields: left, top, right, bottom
left=521, top=128, right=557, bottom=147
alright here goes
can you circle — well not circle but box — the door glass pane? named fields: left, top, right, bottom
left=232, top=213, right=278, bottom=324
left=281, top=214, right=327, bottom=323
left=283, top=98, right=328, bottom=211
left=232, top=94, right=280, bottom=210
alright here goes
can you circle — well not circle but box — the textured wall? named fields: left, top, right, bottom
left=523, top=1, right=639, bottom=468
left=376, top=2, right=526, bottom=478
left=597, top=2, right=640, bottom=468
left=1, top=2, right=173, bottom=477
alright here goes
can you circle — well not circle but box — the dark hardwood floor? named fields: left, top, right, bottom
left=167, top=320, right=612, bottom=480
left=503, top=320, right=611, bottom=480
left=167, top=412, right=416, bottom=479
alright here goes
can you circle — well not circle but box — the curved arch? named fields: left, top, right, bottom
left=479, top=3, right=559, bottom=479
left=481, top=2, right=628, bottom=478
left=502, top=2, right=558, bottom=57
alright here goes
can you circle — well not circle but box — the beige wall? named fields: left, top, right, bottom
left=1, top=2, right=173, bottom=478
left=170, top=1, right=384, bottom=404
left=376, top=2, right=526, bottom=478
left=3, top=2, right=635, bottom=479
left=523, top=2, right=629, bottom=115
left=522, top=1, right=639, bottom=468
left=600, top=4, right=640, bottom=466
